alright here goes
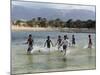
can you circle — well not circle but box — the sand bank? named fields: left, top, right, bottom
left=12, top=26, right=95, bottom=33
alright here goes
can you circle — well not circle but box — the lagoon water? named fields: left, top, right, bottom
left=11, top=31, right=96, bottom=74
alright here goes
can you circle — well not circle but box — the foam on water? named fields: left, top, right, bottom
left=83, top=45, right=95, bottom=49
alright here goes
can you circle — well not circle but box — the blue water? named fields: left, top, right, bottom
left=11, top=31, right=96, bottom=74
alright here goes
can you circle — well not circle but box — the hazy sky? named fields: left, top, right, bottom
left=12, top=1, right=95, bottom=12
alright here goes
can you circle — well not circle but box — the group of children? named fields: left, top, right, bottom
left=25, top=34, right=92, bottom=55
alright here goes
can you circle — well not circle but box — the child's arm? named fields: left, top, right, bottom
left=51, top=40, right=54, bottom=47
left=32, top=39, right=34, bottom=45
left=91, top=39, right=93, bottom=45
left=68, top=40, right=71, bottom=47
left=44, top=41, right=46, bottom=47
left=60, top=41, right=63, bottom=47
left=24, top=39, right=28, bottom=44
left=55, top=40, right=58, bottom=46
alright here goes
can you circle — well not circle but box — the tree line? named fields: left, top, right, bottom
left=12, top=17, right=96, bottom=28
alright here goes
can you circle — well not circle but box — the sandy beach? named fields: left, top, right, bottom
left=12, top=25, right=57, bottom=31
left=12, top=25, right=95, bottom=33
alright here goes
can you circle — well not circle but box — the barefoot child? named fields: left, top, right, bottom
left=44, top=36, right=53, bottom=53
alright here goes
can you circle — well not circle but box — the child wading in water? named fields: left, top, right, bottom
left=88, top=34, right=92, bottom=48
left=55, top=35, right=62, bottom=51
left=72, top=34, right=76, bottom=47
left=44, top=36, right=53, bottom=53
left=25, top=34, right=34, bottom=54
left=60, top=35, right=70, bottom=56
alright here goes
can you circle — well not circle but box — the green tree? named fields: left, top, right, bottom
left=65, top=19, right=73, bottom=28
left=15, top=20, right=21, bottom=26
left=26, top=20, right=33, bottom=27
left=74, top=20, right=82, bottom=28
left=86, top=19, right=95, bottom=29
left=48, top=20, right=54, bottom=27
left=39, top=18, right=47, bottom=27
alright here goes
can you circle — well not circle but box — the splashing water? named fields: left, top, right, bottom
left=11, top=31, right=96, bottom=74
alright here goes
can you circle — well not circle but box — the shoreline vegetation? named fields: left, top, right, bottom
left=11, top=17, right=96, bottom=33
left=12, top=25, right=95, bottom=33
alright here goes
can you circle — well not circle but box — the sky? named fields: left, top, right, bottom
left=12, top=1, right=95, bottom=12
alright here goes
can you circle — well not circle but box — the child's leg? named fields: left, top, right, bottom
left=47, top=45, right=51, bottom=53
left=28, top=51, right=31, bottom=54
left=72, top=43, right=74, bottom=47
left=72, top=44, right=75, bottom=47
left=27, top=48, right=30, bottom=54
left=47, top=46, right=50, bottom=54
left=58, top=45, right=60, bottom=51
left=88, top=44, right=92, bottom=48
left=88, top=44, right=90, bottom=48
left=47, top=48, right=50, bottom=54
left=63, top=45, right=66, bottom=55
left=63, top=49, right=67, bottom=56
left=27, top=46, right=32, bottom=54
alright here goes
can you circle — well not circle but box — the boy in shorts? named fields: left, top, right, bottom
left=25, top=34, right=34, bottom=54
left=44, top=36, right=53, bottom=53
left=61, top=35, right=70, bottom=55
left=55, top=35, right=62, bottom=51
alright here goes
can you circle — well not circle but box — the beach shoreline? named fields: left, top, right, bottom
left=12, top=25, right=95, bottom=33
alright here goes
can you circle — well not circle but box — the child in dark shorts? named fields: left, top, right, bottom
left=61, top=35, right=70, bottom=55
left=26, top=34, right=34, bottom=54
left=44, top=36, right=53, bottom=53
left=55, top=35, right=62, bottom=51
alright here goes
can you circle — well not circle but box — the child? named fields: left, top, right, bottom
left=55, top=35, right=62, bottom=51
left=60, top=35, right=70, bottom=56
left=72, top=34, right=76, bottom=47
left=88, top=34, right=92, bottom=48
left=44, top=36, right=53, bottom=53
left=25, top=34, right=34, bottom=54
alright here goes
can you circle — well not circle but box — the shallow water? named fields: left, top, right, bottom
left=11, top=31, right=96, bottom=74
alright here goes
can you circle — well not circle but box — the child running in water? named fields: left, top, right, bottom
left=60, top=35, right=70, bottom=56
left=44, top=36, right=53, bottom=53
left=72, top=34, right=76, bottom=47
left=88, top=34, right=92, bottom=48
left=55, top=35, right=62, bottom=51
left=25, top=34, right=34, bottom=54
